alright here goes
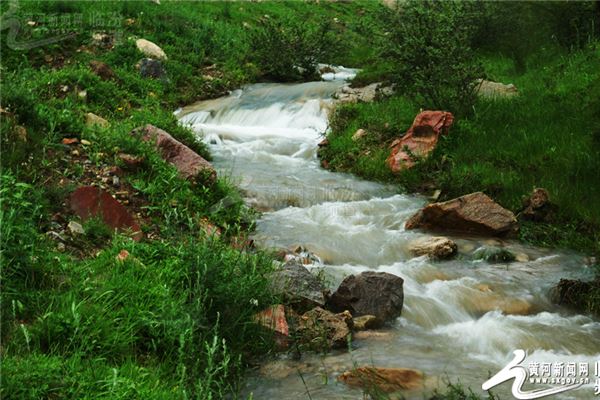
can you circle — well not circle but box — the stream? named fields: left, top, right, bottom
left=177, top=67, right=600, bottom=399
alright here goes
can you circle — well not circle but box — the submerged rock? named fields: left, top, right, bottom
left=131, top=124, right=216, bottom=184
left=386, top=110, right=454, bottom=172
left=405, top=192, right=519, bottom=237
left=297, top=306, right=351, bottom=350
left=270, top=261, right=329, bottom=313
left=408, top=236, right=457, bottom=259
left=472, top=246, right=516, bottom=263
left=352, top=315, right=378, bottom=331
left=338, top=366, right=424, bottom=393
left=327, top=271, right=404, bottom=327
left=70, top=186, right=142, bottom=241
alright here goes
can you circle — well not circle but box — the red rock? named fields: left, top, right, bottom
left=131, top=124, right=216, bottom=184
left=62, top=138, right=79, bottom=145
left=70, top=186, right=142, bottom=241
left=116, top=249, right=130, bottom=261
left=255, top=305, right=289, bottom=350
left=405, top=192, right=519, bottom=237
left=387, top=110, right=454, bottom=172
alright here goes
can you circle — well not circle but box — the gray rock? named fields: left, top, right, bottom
left=67, top=221, right=85, bottom=235
left=271, top=261, right=328, bottom=313
left=139, top=58, right=166, bottom=79
left=327, top=271, right=404, bottom=327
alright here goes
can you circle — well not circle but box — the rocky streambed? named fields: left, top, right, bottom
left=177, top=67, right=600, bottom=399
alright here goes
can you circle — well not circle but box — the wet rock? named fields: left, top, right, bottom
left=135, top=38, right=167, bottom=60
left=70, top=186, right=142, bottom=241
left=471, top=294, right=533, bottom=316
left=352, top=315, right=378, bottom=331
left=408, top=236, right=457, bottom=260
left=67, top=220, right=85, bottom=235
left=353, top=330, right=394, bottom=341
left=318, top=138, right=329, bottom=147
left=515, top=253, right=530, bottom=263
left=352, top=128, right=367, bottom=141
left=475, top=79, right=518, bottom=99
left=131, top=124, right=216, bottom=184
left=550, top=278, right=600, bottom=314
left=338, top=366, right=424, bottom=393
left=387, top=110, right=454, bottom=172
left=271, top=261, right=328, bottom=313
left=85, top=112, right=109, bottom=128
left=117, top=153, right=145, bottom=171
left=89, top=60, right=115, bottom=81
left=520, top=188, right=554, bottom=222
left=473, top=246, right=516, bottom=263
left=139, top=58, right=166, bottom=79
left=405, top=192, right=519, bottom=237
left=327, top=271, right=404, bottom=327
left=297, top=306, right=351, bottom=350
left=255, top=304, right=289, bottom=350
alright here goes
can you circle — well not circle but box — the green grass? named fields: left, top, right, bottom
left=0, top=1, right=387, bottom=397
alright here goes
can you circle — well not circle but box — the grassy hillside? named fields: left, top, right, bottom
left=0, top=1, right=384, bottom=398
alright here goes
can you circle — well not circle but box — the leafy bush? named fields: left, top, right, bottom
left=249, top=17, right=334, bottom=82
left=381, top=1, right=483, bottom=115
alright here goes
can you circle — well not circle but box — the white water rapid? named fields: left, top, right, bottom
left=177, top=66, right=600, bottom=400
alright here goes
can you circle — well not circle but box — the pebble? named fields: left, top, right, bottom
left=68, top=221, right=85, bottom=235
left=112, top=176, right=120, bottom=187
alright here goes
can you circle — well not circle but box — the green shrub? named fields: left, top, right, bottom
left=249, top=17, right=334, bottom=82
left=381, top=1, right=482, bottom=115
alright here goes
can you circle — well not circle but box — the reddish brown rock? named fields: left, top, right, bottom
left=406, top=192, right=518, bottom=237
left=338, top=366, right=424, bottom=392
left=387, top=111, right=454, bottom=172
left=89, top=60, right=115, bottom=81
left=62, top=138, right=79, bottom=145
left=255, top=305, right=289, bottom=350
left=70, top=186, right=142, bottom=241
left=132, top=124, right=216, bottom=184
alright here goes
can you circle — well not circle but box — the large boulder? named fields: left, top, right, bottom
left=475, top=79, right=518, bottom=99
left=297, top=307, right=352, bottom=350
left=131, top=124, right=216, bottom=184
left=135, top=38, right=167, bottom=60
left=70, top=186, right=142, bottom=241
left=387, top=110, right=454, bottom=172
left=408, top=236, right=457, bottom=259
left=405, top=192, right=519, bottom=237
left=270, top=261, right=329, bottom=313
left=327, top=271, right=404, bottom=327
left=338, top=366, right=424, bottom=393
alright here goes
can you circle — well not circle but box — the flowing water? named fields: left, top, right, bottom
left=177, top=67, right=600, bottom=399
